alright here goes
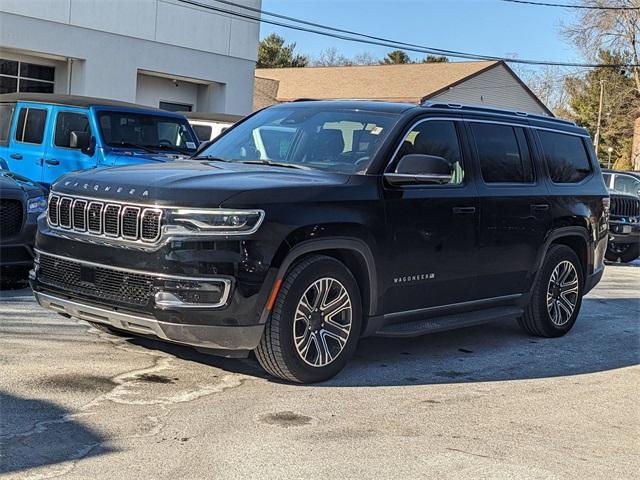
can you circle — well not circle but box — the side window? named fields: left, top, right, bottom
left=613, top=175, right=640, bottom=195
left=15, top=107, right=47, bottom=144
left=471, top=123, right=534, bottom=184
left=395, top=120, right=464, bottom=184
left=193, top=124, right=212, bottom=142
left=0, top=103, right=15, bottom=145
left=538, top=130, right=592, bottom=183
left=602, top=173, right=611, bottom=188
left=54, top=112, right=90, bottom=148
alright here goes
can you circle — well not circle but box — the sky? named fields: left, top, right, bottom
left=259, top=0, right=583, bottom=71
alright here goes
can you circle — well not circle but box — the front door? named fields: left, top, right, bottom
left=383, top=118, right=480, bottom=314
left=42, top=107, right=96, bottom=185
left=7, top=103, right=51, bottom=182
left=466, top=120, right=551, bottom=299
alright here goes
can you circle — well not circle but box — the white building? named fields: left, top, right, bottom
left=0, top=0, right=261, bottom=115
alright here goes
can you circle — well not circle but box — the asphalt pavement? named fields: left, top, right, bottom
left=1, top=262, right=638, bottom=479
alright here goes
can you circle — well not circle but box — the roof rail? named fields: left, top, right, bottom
left=421, top=101, right=576, bottom=126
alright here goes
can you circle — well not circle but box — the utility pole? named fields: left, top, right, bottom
left=594, top=79, right=605, bottom=156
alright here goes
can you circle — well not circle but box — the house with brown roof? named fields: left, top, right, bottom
left=254, top=60, right=552, bottom=116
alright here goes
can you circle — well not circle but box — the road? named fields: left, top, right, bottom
left=1, top=263, right=638, bottom=479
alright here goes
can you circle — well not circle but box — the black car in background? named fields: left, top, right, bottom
left=31, top=101, right=608, bottom=383
left=0, top=169, right=47, bottom=283
left=605, top=190, right=640, bottom=263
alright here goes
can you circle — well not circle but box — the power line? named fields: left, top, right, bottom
left=499, top=0, right=640, bottom=10
left=176, top=0, right=640, bottom=68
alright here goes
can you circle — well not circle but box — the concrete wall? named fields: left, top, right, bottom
left=430, top=63, right=548, bottom=115
left=0, top=0, right=261, bottom=114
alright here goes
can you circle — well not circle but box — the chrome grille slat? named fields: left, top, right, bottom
left=47, top=194, right=162, bottom=245
left=611, top=197, right=640, bottom=218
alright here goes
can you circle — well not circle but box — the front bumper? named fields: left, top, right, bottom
left=608, top=220, right=640, bottom=245
left=33, top=289, right=265, bottom=354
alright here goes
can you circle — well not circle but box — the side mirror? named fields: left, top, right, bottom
left=385, top=154, right=453, bottom=186
left=70, top=131, right=95, bottom=156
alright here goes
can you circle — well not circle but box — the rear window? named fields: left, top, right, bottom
left=15, top=107, right=47, bottom=144
left=539, top=131, right=592, bottom=183
left=0, top=103, right=15, bottom=145
left=193, top=124, right=212, bottom=142
left=471, top=123, right=534, bottom=183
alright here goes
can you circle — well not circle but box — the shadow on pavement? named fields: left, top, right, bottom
left=0, top=392, right=111, bottom=475
left=119, top=296, right=639, bottom=387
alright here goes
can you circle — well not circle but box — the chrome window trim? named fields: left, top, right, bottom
left=121, top=205, right=141, bottom=240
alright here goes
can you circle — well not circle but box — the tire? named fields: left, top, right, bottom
left=255, top=255, right=362, bottom=383
left=605, top=242, right=640, bottom=263
left=518, top=245, right=583, bottom=338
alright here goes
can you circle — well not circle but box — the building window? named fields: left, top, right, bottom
left=0, top=59, right=55, bottom=94
left=159, top=101, right=192, bottom=112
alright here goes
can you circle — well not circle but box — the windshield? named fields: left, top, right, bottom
left=98, top=110, right=198, bottom=154
left=198, top=106, right=400, bottom=174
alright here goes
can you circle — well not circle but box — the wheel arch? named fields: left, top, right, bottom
left=259, top=237, right=378, bottom=332
left=532, top=227, right=591, bottom=286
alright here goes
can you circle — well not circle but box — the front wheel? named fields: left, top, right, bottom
left=605, top=242, right=640, bottom=263
left=519, top=245, right=583, bottom=337
left=255, top=255, right=362, bottom=383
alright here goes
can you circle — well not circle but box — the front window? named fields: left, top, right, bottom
left=613, top=174, right=640, bottom=196
left=198, top=106, right=400, bottom=174
left=98, top=110, right=198, bottom=154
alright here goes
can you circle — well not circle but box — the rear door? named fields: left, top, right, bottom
left=466, top=119, right=551, bottom=298
left=7, top=102, right=51, bottom=182
left=383, top=117, right=480, bottom=314
left=42, top=106, right=96, bottom=185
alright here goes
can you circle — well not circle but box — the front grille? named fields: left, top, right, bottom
left=38, top=253, right=155, bottom=307
left=0, top=199, right=23, bottom=237
left=611, top=196, right=640, bottom=218
left=48, top=194, right=162, bottom=243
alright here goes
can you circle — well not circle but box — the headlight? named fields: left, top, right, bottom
left=164, top=208, right=265, bottom=236
left=27, top=195, right=47, bottom=214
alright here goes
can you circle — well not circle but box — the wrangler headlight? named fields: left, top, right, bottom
left=165, top=208, right=265, bottom=236
left=27, top=195, right=48, bottom=214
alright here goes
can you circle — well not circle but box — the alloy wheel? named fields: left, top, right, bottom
left=546, top=260, right=579, bottom=326
left=293, top=277, right=352, bottom=367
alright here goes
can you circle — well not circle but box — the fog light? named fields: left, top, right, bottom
left=155, top=278, right=231, bottom=309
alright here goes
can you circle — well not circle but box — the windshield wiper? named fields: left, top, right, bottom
left=192, top=155, right=234, bottom=162
left=144, top=144, right=191, bottom=155
left=238, top=160, right=309, bottom=170
left=111, top=142, right=158, bottom=154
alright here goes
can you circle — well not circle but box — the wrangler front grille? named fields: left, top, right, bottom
left=611, top=196, right=640, bottom=218
left=48, top=194, right=162, bottom=243
left=38, top=253, right=156, bottom=307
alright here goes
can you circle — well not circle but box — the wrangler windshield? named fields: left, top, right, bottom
left=98, top=110, right=198, bottom=154
left=197, top=106, right=400, bottom=174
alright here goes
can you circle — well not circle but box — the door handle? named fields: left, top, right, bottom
left=45, top=159, right=60, bottom=166
left=452, top=206, right=476, bottom=215
left=530, top=204, right=550, bottom=212
left=9, top=153, right=22, bottom=160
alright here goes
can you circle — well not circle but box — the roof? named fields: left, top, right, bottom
left=256, top=61, right=501, bottom=103
left=184, top=111, right=245, bottom=123
left=0, top=93, right=171, bottom=113
left=270, top=99, right=417, bottom=114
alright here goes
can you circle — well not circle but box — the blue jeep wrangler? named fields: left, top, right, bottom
left=0, top=93, right=199, bottom=186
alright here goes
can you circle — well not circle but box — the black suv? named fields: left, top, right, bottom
left=31, top=101, right=609, bottom=383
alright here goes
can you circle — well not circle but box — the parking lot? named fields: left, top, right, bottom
left=0, top=262, right=638, bottom=480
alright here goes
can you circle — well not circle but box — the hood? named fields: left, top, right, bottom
left=107, top=149, right=191, bottom=164
left=51, top=160, right=350, bottom=207
left=0, top=170, right=45, bottom=196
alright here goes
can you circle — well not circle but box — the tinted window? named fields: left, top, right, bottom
left=395, top=120, right=464, bottom=184
left=193, top=124, right=212, bottom=142
left=0, top=104, right=15, bottom=145
left=613, top=175, right=640, bottom=195
left=0, top=59, right=18, bottom=76
left=539, top=131, right=592, bottom=183
left=15, top=108, right=47, bottom=144
left=20, top=62, right=55, bottom=81
left=54, top=112, right=90, bottom=148
left=19, top=79, right=54, bottom=93
left=472, top=123, right=534, bottom=183
left=159, top=101, right=192, bottom=112
left=0, top=76, right=17, bottom=94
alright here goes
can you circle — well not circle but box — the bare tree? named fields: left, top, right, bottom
left=352, top=52, right=379, bottom=65
left=523, top=66, right=573, bottom=116
left=312, top=47, right=353, bottom=67
left=563, top=0, right=640, bottom=93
